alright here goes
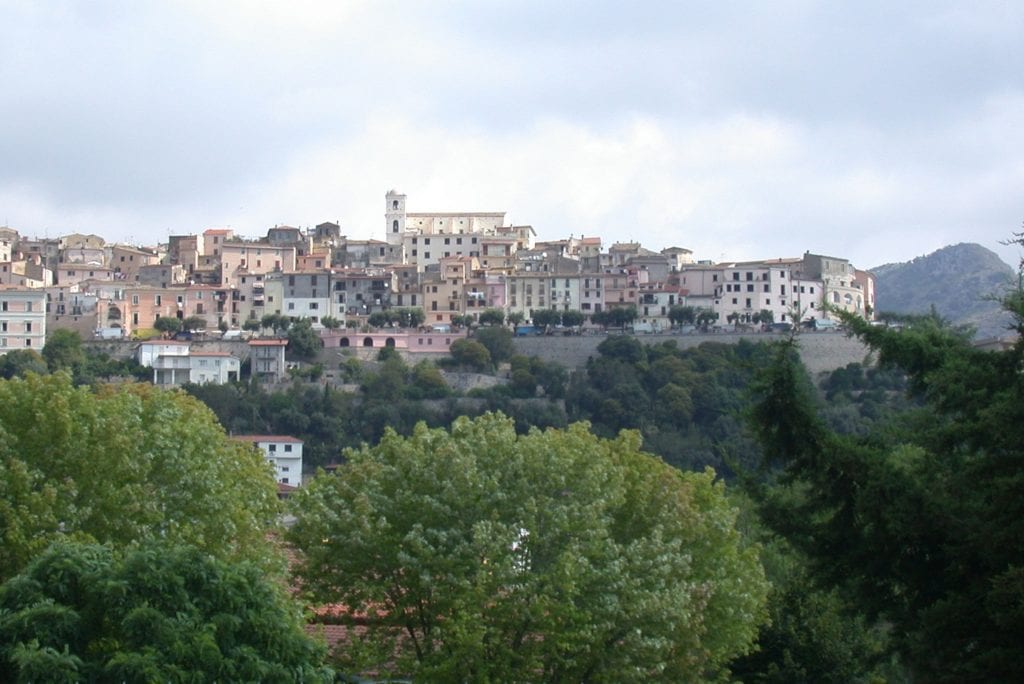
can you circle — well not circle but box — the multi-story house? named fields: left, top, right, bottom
left=637, top=285, right=688, bottom=330
left=602, top=268, right=643, bottom=310
left=330, top=269, right=395, bottom=323
left=479, top=236, right=518, bottom=272
left=58, top=263, right=114, bottom=286
left=167, top=235, right=201, bottom=275
left=230, top=435, right=303, bottom=486
left=235, top=272, right=268, bottom=325
left=801, top=252, right=868, bottom=318
left=0, top=287, right=47, bottom=353
left=661, top=247, right=695, bottom=271
left=219, top=241, right=296, bottom=286
left=392, top=264, right=421, bottom=309
left=579, top=273, right=606, bottom=315
left=249, top=338, right=288, bottom=382
left=1, top=258, right=52, bottom=287
left=109, top=244, right=160, bottom=281
left=136, top=263, right=187, bottom=289
left=0, top=227, right=16, bottom=263
left=46, top=284, right=99, bottom=338
left=136, top=341, right=240, bottom=386
left=279, top=270, right=332, bottom=325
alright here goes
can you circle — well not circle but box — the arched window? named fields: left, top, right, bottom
left=392, top=200, right=399, bottom=210
left=340, top=338, right=350, bottom=347
left=385, top=337, right=396, bottom=347
left=392, top=220, right=399, bottom=233
left=363, top=337, right=374, bottom=347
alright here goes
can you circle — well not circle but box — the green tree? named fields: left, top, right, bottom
left=396, top=307, right=426, bottom=328
left=0, top=349, right=48, bottom=379
left=560, top=310, right=584, bottom=328
left=410, top=361, right=449, bottom=399
left=182, top=315, right=207, bottom=332
left=696, top=308, right=718, bottom=327
left=745, top=290, right=1024, bottom=680
left=289, top=414, right=767, bottom=682
left=287, top=318, right=322, bottom=360
left=153, top=316, right=182, bottom=335
left=242, top=318, right=262, bottom=332
left=473, top=326, right=515, bottom=365
left=450, top=313, right=474, bottom=328
left=508, top=355, right=537, bottom=397
left=609, top=305, right=638, bottom=330
left=668, top=305, right=696, bottom=327
left=507, top=311, right=525, bottom=327
left=320, top=315, right=342, bottom=330
left=42, top=329, right=85, bottom=372
left=0, top=373, right=280, bottom=581
left=449, top=339, right=491, bottom=372
left=478, top=308, right=506, bottom=326
left=261, top=313, right=291, bottom=334
left=530, top=308, right=560, bottom=328
left=0, top=542, right=331, bottom=682
left=367, top=311, right=390, bottom=328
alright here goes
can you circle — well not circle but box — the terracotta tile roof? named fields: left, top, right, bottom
left=249, top=339, right=288, bottom=346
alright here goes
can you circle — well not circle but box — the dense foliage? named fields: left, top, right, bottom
left=565, top=336, right=773, bottom=476
left=0, top=373, right=280, bottom=581
left=747, top=300, right=1024, bottom=681
left=289, top=413, right=768, bottom=682
left=0, top=542, right=331, bottom=682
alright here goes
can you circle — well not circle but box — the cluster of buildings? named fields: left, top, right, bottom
left=0, top=191, right=875, bottom=358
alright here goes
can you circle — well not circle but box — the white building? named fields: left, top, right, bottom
left=136, top=340, right=241, bottom=385
left=231, top=435, right=303, bottom=486
left=0, top=286, right=47, bottom=353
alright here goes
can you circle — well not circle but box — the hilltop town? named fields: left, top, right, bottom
left=0, top=189, right=875, bottom=361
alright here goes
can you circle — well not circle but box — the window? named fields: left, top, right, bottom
left=284, top=444, right=292, bottom=452
left=131, top=294, right=139, bottom=305
left=269, top=444, right=277, bottom=452
left=288, top=302, right=295, bottom=310
left=763, top=284, right=770, bottom=292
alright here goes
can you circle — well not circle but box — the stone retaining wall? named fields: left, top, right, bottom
left=513, top=331, right=873, bottom=376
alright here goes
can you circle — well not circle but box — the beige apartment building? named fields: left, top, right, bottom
left=0, top=287, right=47, bottom=353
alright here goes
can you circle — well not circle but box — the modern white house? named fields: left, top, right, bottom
left=135, top=340, right=240, bottom=385
left=231, top=435, right=303, bottom=486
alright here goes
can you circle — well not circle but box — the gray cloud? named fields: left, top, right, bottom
left=0, top=1, right=1021, bottom=268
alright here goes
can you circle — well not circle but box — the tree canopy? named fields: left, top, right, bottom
left=0, top=542, right=331, bottom=682
left=287, top=318, right=322, bottom=360
left=746, top=295, right=1024, bottom=681
left=0, top=373, right=280, bottom=581
left=288, top=413, right=767, bottom=682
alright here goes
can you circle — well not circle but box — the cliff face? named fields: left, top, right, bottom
left=871, top=243, right=1017, bottom=339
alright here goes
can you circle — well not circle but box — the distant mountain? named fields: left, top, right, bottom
left=871, top=243, right=1017, bottom=339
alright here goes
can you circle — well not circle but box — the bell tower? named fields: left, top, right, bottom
left=385, top=190, right=406, bottom=247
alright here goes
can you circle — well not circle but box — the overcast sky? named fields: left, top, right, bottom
left=2, top=1, right=1022, bottom=269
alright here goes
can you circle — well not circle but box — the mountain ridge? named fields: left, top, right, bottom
left=870, top=243, right=1017, bottom=339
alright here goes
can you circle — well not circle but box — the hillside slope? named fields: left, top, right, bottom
left=871, top=243, right=1016, bottom=339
